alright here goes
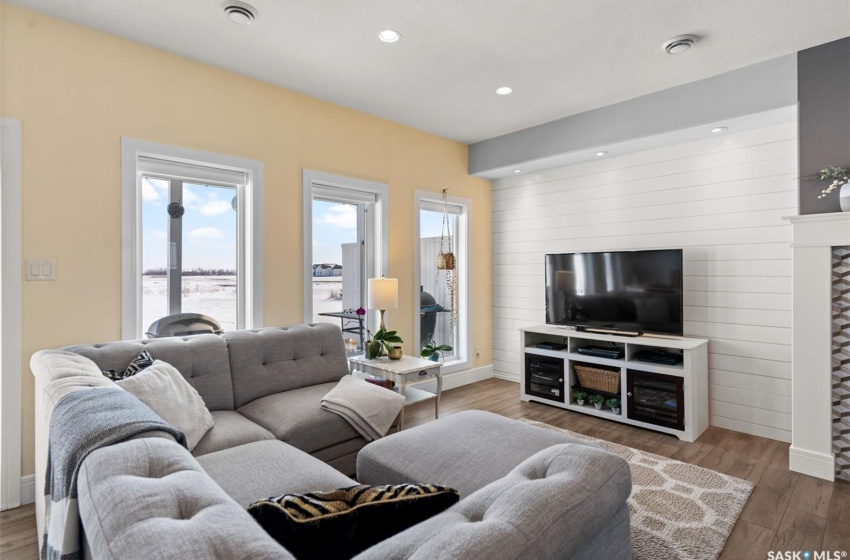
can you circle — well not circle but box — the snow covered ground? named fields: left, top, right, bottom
left=142, top=275, right=346, bottom=334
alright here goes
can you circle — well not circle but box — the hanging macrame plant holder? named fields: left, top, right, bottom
left=434, top=189, right=458, bottom=342
left=437, top=190, right=456, bottom=271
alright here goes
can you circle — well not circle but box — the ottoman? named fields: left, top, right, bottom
left=356, top=410, right=594, bottom=496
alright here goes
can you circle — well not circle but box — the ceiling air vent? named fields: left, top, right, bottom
left=662, top=35, right=698, bottom=55
left=223, top=1, right=257, bottom=25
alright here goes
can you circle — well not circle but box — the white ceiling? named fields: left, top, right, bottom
left=7, top=0, right=849, bottom=144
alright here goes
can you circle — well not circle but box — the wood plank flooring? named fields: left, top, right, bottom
left=3, top=377, right=849, bottom=559
left=403, top=378, right=850, bottom=559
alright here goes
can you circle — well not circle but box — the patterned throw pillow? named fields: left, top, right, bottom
left=248, top=484, right=459, bottom=560
left=102, top=350, right=154, bottom=381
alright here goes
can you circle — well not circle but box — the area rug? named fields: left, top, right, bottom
left=521, top=420, right=753, bottom=560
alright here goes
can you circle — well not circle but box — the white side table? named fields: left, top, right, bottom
left=347, top=355, right=442, bottom=428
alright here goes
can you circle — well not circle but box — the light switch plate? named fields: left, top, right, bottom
left=25, top=259, right=55, bottom=281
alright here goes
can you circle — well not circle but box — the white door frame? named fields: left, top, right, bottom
left=302, top=170, right=389, bottom=325
left=1, top=118, right=23, bottom=510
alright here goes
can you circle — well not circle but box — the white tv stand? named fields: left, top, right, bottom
left=520, top=325, right=709, bottom=442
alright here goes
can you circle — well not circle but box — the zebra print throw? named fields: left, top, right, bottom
left=248, top=484, right=459, bottom=559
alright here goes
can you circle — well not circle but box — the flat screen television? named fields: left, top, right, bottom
left=545, top=249, right=683, bottom=335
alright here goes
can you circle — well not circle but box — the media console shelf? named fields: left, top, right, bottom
left=520, top=324, right=709, bottom=442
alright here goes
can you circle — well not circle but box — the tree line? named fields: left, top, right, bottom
left=143, top=268, right=236, bottom=276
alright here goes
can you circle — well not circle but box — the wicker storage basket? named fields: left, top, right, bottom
left=573, top=364, right=620, bottom=394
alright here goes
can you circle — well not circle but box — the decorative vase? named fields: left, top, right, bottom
left=388, top=345, right=403, bottom=360
left=365, top=340, right=383, bottom=360
left=841, top=182, right=850, bottom=212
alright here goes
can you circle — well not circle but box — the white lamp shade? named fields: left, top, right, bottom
left=367, top=278, right=398, bottom=310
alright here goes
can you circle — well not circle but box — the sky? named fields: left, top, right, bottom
left=311, top=201, right=446, bottom=265
left=142, top=177, right=237, bottom=272
left=142, top=185, right=448, bottom=272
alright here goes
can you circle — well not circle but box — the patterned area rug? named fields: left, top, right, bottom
left=522, top=420, right=753, bottom=560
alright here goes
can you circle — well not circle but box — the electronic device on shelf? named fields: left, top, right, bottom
left=634, top=349, right=684, bottom=365
left=544, top=249, right=684, bottom=336
left=576, top=344, right=624, bottom=360
left=536, top=341, right=567, bottom=351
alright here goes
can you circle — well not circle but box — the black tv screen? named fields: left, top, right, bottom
left=545, top=249, right=683, bottom=335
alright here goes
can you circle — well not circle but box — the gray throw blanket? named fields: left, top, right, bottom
left=321, top=375, right=405, bottom=441
left=42, top=387, right=187, bottom=560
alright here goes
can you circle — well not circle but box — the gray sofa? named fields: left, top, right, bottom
left=32, top=323, right=632, bottom=559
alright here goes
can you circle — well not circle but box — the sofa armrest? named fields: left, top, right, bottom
left=78, top=438, right=293, bottom=560
left=354, top=443, right=632, bottom=560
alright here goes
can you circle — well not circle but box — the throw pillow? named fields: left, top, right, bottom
left=116, top=360, right=214, bottom=451
left=102, top=349, right=154, bottom=381
left=248, top=484, right=459, bottom=560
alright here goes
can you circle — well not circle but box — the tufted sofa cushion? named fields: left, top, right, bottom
left=354, top=443, right=632, bottom=560
left=78, top=437, right=292, bottom=560
left=64, top=334, right=234, bottom=410
left=223, top=323, right=349, bottom=408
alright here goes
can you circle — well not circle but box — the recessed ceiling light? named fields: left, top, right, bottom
left=513, top=169, right=523, bottom=173
left=595, top=151, right=608, bottom=157
left=378, top=30, right=401, bottom=43
left=496, top=87, right=513, bottom=95
left=223, top=1, right=257, bottom=25
left=662, top=34, right=698, bottom=55
left=709, top=126, right=728, bottom=133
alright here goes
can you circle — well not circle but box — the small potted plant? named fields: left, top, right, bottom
left=606, top=397, right=621, bottom=415
left=364, top=328, right=403, bottom=360
left=420, top=341, right=453, bottom=363
left=571, top=390, right=588, bottom=406
left=588, top=393, right=605, bottom=410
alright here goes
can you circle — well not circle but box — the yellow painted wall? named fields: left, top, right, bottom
left=0, top=3, right=492, bottom=476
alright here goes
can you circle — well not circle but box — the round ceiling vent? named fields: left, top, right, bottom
left=662, top=34, right=698, bottom=55
left=223, top=1, right=257, bottom=25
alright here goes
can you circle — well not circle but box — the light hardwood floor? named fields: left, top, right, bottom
left=4, top=377, right=849, bottom=560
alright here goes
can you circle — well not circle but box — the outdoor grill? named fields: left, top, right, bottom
left=145, top=313, right=224, bottom=338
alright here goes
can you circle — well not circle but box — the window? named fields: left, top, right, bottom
left=414, top=190, right=469, bottom=372
left=303, top=171, right=388, bottom=348
left=122, top=139, right=263, bottom=339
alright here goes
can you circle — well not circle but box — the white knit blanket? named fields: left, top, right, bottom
left=321, top=375, right=404, bottom=441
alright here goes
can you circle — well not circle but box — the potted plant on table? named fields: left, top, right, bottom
left=420, top=342, right=453, bottom=363
left=364, top=328, right=403, bottom=360
left=588, top=394, right=605, bottom=410
left=571, top=390, right=588, bottom=406
left=606, top=397, right=621, bottom=415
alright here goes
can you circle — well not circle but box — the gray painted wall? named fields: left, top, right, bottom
left=469, top=55, right=798, bottom=175
left=798, top=38, right=850, bottom=215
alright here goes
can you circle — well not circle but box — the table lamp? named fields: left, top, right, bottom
left=368, top=277, right=398, bottom=331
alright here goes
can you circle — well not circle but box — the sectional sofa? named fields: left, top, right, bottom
left=31, top=322, right=632, bottom=559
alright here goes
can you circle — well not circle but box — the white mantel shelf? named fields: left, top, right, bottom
left=784, top=213, right=850, bottom=247
left=785, top=212, right=850, bottom=481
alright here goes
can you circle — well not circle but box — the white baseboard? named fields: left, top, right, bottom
left=409, top=365, right=493, bottom=393
left=493, top=372, right=519, bottom=383
left=789, top=446, right=835, bottom=481
left=20, top=474, right=34, bottom=505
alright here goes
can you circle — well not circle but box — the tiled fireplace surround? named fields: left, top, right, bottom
left=787, top=213, right=850, bottom=481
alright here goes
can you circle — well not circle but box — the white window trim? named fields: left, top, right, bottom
left=413, top=189, right=471, bottom=374
left=0, top=118, right=22, bottom=510
left=121, top=138, right=264, bottom=339
left=302, top=170, right=389, bottom=325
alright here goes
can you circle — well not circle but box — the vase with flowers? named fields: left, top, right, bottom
left=804, top=165, right=850, bottom=211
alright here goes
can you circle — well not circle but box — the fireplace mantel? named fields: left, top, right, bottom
left=785, top=212, right=850, bottom=480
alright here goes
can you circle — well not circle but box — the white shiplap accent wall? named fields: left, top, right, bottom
left=492, top=121, right=797, bottom=443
